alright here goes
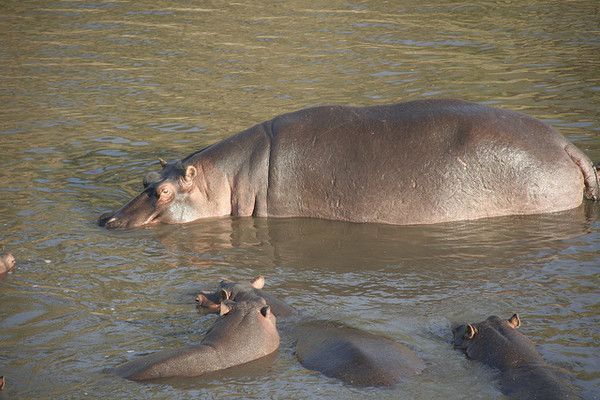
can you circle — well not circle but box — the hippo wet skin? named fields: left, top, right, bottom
left=0, top=253, right=15, bottom=275
left=114, top=299, right=279, bottom=381
left=99, top=99, right=599, bottom=229
left=453, top=314, right=579, bottom=399
left=197, top=276, right=425, bottom=387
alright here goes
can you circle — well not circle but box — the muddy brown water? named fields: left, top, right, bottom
left=0, top=1, right=599, bottom=398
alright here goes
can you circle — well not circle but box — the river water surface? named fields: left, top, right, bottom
left=0, top=1, right=599, bottom=399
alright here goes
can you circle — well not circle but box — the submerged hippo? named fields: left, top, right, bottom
left=0, top=253, right=15, bottom=275
left=99, top=99, right=599, bottom=229
left=453, top=314, right=579, bottom=399
left=114, top=298, right=279, bottom=381
left=197, top=276, right=425, bottom=387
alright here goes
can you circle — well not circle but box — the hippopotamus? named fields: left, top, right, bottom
left=0, top=253, right=15, bottom=275
left=114, top=298, right=279, bottom=381
left=452, top=314, right=579, bottom=399
left=197, top=276, right=425, bottom=387
left=0, top=376, right=4, bottom=390
left=98, top=99, right=599, bottom=229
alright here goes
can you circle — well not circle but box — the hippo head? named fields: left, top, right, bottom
left=452, top=314, right=541, bottom=369
left=0, top=252, right=16, bottom=274
left=99, top=158, right=225, bottom=229
left=196, top=276, right=266, bottom=312
left=196, top=276, right=297, bottom=318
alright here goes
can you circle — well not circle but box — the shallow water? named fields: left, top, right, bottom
left=0, top=0, right=599, bottom=398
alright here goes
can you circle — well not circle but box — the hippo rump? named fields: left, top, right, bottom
left=114, top=298, right=279, bottom=381
left=453, top=314, right=579, bottom=399
left=197, top=276, right=425, bottom=387
left=99, top=99, right=599, bottom=229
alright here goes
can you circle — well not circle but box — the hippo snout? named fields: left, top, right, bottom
left=98, top=212, right=128, bottom=229
left=98, top=212, right=116, bottom=227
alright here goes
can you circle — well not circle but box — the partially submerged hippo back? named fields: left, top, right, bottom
left=0, top=253, right=15, bottom=275
left=453, top=314, right=579, bottom=399
left=99, top=100, right=599, bottom=229
left=115, top=298, right=279, bottom=381
left=295, top=320, right=424, bottom=387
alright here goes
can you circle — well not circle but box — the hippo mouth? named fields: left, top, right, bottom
left=98, top=210, right=162, bottom=229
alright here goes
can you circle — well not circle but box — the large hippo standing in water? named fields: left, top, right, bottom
left=114, top=298, right=279, bottom=381
left=197, top=276, right=425, bottom=387
left=453, top=314, right=579, bottom=399
left=99, top=99, right=599, bottom=229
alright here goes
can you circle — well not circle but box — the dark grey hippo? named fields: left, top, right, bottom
left=197, top=276, right=425, bottom=387
left=453, top=314, right=579, bottom=399
left=0, top=253, right=15, bottom=275
left=99, top=99, right=599, bottom=229
left=114, top=298, right=279, bottom=381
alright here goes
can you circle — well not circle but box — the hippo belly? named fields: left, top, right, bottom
left=265, top=100, right=592, bottom=224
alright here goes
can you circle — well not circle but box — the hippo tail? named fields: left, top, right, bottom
left=564, top=143, right=600, bottom=201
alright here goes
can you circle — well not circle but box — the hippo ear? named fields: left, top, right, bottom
left=219, top=302, right=231, bottom=316
left=465, top=324, right=478, bottom=340
left=251, top=275, right=265, bottom=289
left=184, top=165, right=197, bottom=183
left=508, top=314, right=521, bottom=329
left=220, top=289, right=231, bottom=301
left=260, top=305, right=271, bottom=318
left=159, top=158, right=167, bottom=169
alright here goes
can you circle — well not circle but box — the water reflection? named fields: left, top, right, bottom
left=156, top=203, right=596, bottom=271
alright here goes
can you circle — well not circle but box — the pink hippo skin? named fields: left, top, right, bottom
left=453, top=314, right=579, bottom=399
left=99, top=100, right=599, bottom=229
left=114, top=298, right=279, bottom=381
left=0, top=253, right=15, bottom=275
left=197, top=276, right=425, bottom=387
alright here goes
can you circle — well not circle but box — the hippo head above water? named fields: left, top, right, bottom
left=452, top=314, right=544, bottom=369
left=453, top=314, right=580, bottom=399
left=196, top=276, right=266, bottom=312
left=99, top=158, right=229, bottom=229
left=196, top=276, right=297, bottom=318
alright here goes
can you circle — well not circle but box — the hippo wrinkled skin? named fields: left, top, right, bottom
left=453, top=314, right=579, bottom=399
left=197, top=276, right=425, bottom=387
left=99, top=99, right=599, bottom=229
left=0, top=253, right=15, bottom=275
left=114, top=298, right=279, bottom=381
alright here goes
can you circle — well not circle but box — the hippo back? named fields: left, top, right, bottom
left=266, top=99, right=585, bottom=224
